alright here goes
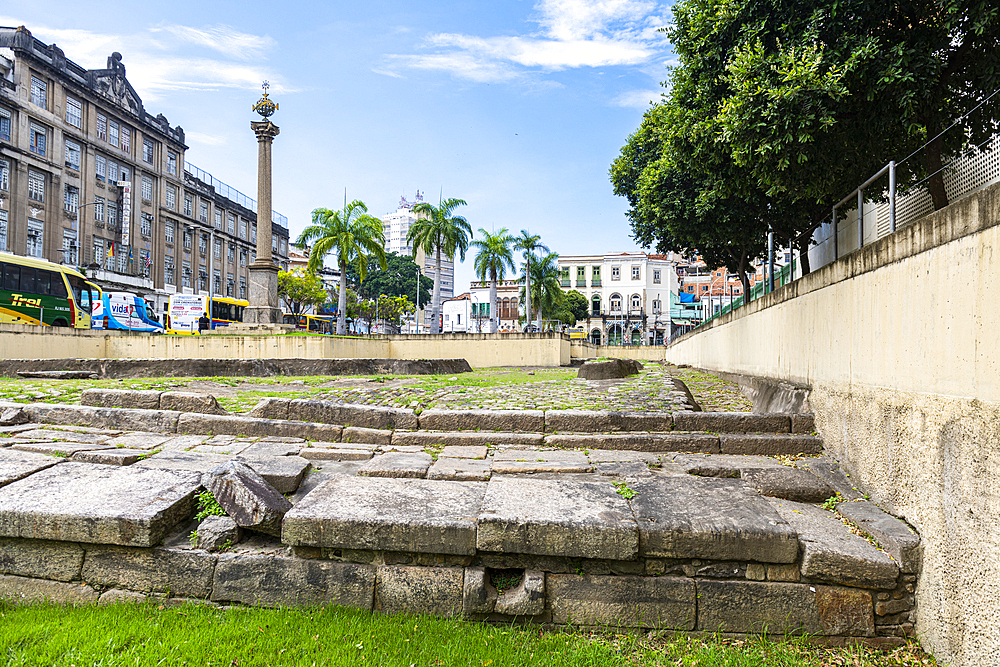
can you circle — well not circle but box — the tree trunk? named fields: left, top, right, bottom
left=797, top=235, right=811, bottom=276
left=490, top=272, right=498, bottom=334
left=432, top=246, right=442, bottom=334
left=523, top=255, right=531, bottom=333
left=925, top=133, right=949, bottom=210
left=337, top=258, right=347, bottom=335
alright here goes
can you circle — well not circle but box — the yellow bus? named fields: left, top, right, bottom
left=0, top=252, right=99, bottom=328
left=166, top=294, right=248, bottom=333
left=283, top=313, right=335, bottom=334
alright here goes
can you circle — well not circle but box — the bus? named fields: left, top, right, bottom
left=0, top=252, right=99, bottom=328
left=91, top=291, right=163, bottom=333
left=166, top=294, right=247, bottom=333
left=283, top=313, right=335, bottom=334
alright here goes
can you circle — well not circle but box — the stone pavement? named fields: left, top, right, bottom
left=0, top=380, right=918, bottom=640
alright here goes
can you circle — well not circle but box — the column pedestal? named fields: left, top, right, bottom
left=243, top=259, right=282, bottom=324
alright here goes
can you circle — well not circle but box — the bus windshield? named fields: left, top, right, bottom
left=67, top=276, right=92, bottom=314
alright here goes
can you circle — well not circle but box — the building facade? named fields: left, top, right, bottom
left=557, top=252, right=677, bottom=345
left=0, top=26, right=288, bottom=319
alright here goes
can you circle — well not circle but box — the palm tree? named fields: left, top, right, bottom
left=409, top=196, right=472, bottom=333
left=297, top=200, right=387, bottom=335
left=471, top=228, right=515, bottom=334
left=513, top=230, right=548, bottom=332
left=521, top=251, right=562, bottom=331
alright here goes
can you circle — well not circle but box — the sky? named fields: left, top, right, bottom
left=4, top=0, right=675, bottom=292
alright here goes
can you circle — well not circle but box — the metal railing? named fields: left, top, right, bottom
left=185, top=161, right=288, bottom=228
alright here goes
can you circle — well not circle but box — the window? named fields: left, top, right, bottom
left=183, top=228, right=192, bottom=251
left=66, top=97, right=82, bottom=128
left=251, top=250, right=256, bottom=263
left=62, top=230, right=78, bottom=265
left=107, top=160, right=119, bottom=185
left=239, top=277, right=246, bottom=299
left=166, top=185, right=176, bottom=210
left=108, top=120, right=119, bottom=148
left=165, top=220, right=175, bottom=244
left=213, top=270, right=221, bottom=294
left=591, top=294, right=601, bottom=316
left=164, top=254, right=174, bottom=285
left=214, top=210, right=222, bottom=230
left=611, top=266, right=620, bottom=280
left=195, top=264, right=207, bottom=292
left=239, top=219, right=247, bottom=239
left=184, top=195, right=192, bottom=217
left=30, top=75, right=47, bottom=108
left=0, top=107, right=10, bottom=141
left=94, top=197, right=105, bottom=222
left=200, top=201, right=208, bottom=223
left=279, top=238, right=286, bottom=255
left=95, top=154, right=106, bottom=182
left=214, top=238, right=222, bottom=259
left=118, top=164, right=129, bottom=184
left=272, top=236, right=277, bottom=253
left=652, top=299, right=661, bottom=314
left=226, top=213, right=235, bottom=235
left=0, top=159, right=8, bottom=191
left=0, top=210, right=7, bottom=251
left=64, top=184, right=79, bottom=213
left=631, top=266, right=640, bottom=280
left=97, top=113, right=107, bottom=141
left=26, top=219, right=43, bottom=258
left=92, top=237, right=103, bottom=265
left=610, top=295, right=622, bottom=312
left=143, top=138, right=154, bottom=164
left=105, top=240, right=116, bottom=271
left=140, top=212, right=152, bottom=237
left=141, top=175, right=152, bottom=202
left=107, top=201, right=117, bottom=230
left=240, top=249, right=247, bottom=267
left=653, top=269, right=661, bottom=284
left=29, top=122, right=46, bottom=156
left=121, top=126, right=130, bottom=153
left=167, top=152, right=177, bottom=175
left=199, top=233, right=208, bottom=254
left=182, top=260, right=191, bottom=288
left=226, top=273, right=234, bottom=297
left=65, top=139, right=81, bottom=171
left=228, top=243, right=235, bottom=263
left=118, top=247, right=128, bottom=273
left=251, top=223, right=257, bottom=243
left=28, top=170, right=45, bottom=202
left=592, top=266, right=601, bottom=286
left=631, top=294, right=641, bottom=311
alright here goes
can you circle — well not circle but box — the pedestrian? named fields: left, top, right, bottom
left=198, top=312, right=210, bottom=334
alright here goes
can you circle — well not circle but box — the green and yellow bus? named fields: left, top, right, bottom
left=0, top=252, right=99, bottom=328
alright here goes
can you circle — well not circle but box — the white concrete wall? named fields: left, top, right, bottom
left=665, top=182, right=1000, bottom=667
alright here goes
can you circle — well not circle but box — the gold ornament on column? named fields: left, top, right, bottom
left=253, top=81, right=278, bottom=119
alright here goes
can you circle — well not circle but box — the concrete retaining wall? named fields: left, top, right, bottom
left=665, top=182, right=1000, bottom=666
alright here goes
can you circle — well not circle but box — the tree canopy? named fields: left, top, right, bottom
left=346, top=252, right=434, bottom=306
left=408, top=197, right=471, bottom=334
left=277, top=268, right=328, bottom=315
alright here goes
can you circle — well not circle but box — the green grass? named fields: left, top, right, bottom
left=0, top=602, right=933, bottom=667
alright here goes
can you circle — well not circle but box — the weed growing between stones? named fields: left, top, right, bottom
left=194, top=490, right=226, bottom=521
left=489, top=569, right=523, bottom=595
left=613, top=481, right=636, bottom=499
left=822, top=493, right=845, bottom=511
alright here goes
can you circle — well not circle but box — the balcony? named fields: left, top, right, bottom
left=560, top=279, right=570, bottom=287
left=575, top=280, right=586, bottom=287
left=591, top=279, right=601, bottom=287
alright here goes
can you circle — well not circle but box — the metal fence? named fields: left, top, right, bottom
left=185, top=162, right=289, bottom=228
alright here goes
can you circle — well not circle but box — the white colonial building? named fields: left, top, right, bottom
left=557, top=252, right=678, bottom=346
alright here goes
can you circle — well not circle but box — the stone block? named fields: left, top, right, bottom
left=577, top=359, right=640, bottom=380
left=71, top=448, right=148, bottom=466
left=494, top=569, right=545, bottom=616
left=133, top=450, right=232, bottom=474
left=769, top=499, right=899, bottom=589
left=545, top=410, right=628, bottom=433
left=674, top=412, right=791, bottom=433
left=836, top=501, right=921, bottom=574
left=0, top=573, right=98, bottom=603
left=719, top=434, right=824, bottom=455
left=477, top=477, right=638, bottom=561
left=80, top=388, right=161, bottom=410
left=176, top=413, right=343, bottom=441
left=196, top=515, right=241, bottom=552
left=791, top=414, right=815, bottom=433
left=462, top=566, right=495, bottom=615
left=629, top=476, right=798, bottom=563
left=299, top=447, right=372, bottom=462
left=544, top=433, right=719, bottom=453
left=358, top=452, right=433, bottom=478
left=0, top=449, right=62, bottom=487
left=236, top=441, right=301, bottom=457
left=595, top=462, right=650, bottom=477
left=0, top=463, right=199, bottom=547
left=158, top=435, right=211, bottom=451
left=768, top=563, right=801, bottom=582
left=288, top=400, right=418, bottom=431
left=25, top=403, right=181, bottom=433
left=586, top=449, right=662, bottom=464
left=103, top=433, right=174, bottom=450
left=212, top=554, right=375, bottom=609
left=419, top=410, right=545, bottom=433
left=12, top=442, right=114, bottom=458
left=427, top=458, right=492, bottom=481
left=99, top=589, right=148, bottom=604
left=490, top=460, right=592, bottom=474
left=392, top=431, right=545, bottom=447
left=376, top=565, right=464, bottom=617
left=202, top=460, right=292, bottom=536
left=236, top=455, right=311, bottom=494
left=440, top=446, right=488, bottom=459
left=160, top=392, right=227, bottom=415
left=697, top=580, right=874, bottom=636
left=282, top=475, right=486, bottom=556
left=0, top=407, right=29, bottom=426
left=248, top=397, right=290, bottom=420
left=0, top=537, right=84, bottom=581
left=341, top=427, right=393, bottom=446
left=741, top=467, right=834, bottom=503
left=15, top=428, right=111, bottom=444
left=82, top=546, right=216, bottom=598
left=548, top=574, right=696, bottom=629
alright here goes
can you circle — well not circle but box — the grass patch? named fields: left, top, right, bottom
left=0, top=601, right=934, bottom=667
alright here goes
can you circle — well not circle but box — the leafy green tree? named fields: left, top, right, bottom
left=376, top=295, right=416, bottom=334
left=296, top=200, right=387, bottom=335
left=409, top=197, right=472, bottom=334
left=471, top=228, right=516, bottom=334
left=277, top=268, right=328, bottom=315
left=520, top=251, right=563, bottom=329
left=346, top=252, right=434, bottom=306
left=513, top=230, right=548, bottom=331
left=563, top=290, right=589, bottom=323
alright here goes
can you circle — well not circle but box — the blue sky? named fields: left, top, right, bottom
left=4, top=0, right=674, bottom=291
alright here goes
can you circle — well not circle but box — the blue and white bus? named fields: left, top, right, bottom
left=91, top=291, right=164, bottom=332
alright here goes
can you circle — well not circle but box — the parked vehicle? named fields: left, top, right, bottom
left=91, top=291, right=163, bottom=332
left=166, top=294, right=247, bottom=333
left=0, top=252, right=99, bottom=328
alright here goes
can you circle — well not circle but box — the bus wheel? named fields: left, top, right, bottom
left=52, top=319, right=69, bottom=327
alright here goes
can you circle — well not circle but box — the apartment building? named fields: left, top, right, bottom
left=0, top=26, right=288, bottom=317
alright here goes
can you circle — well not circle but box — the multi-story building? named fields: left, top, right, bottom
left=382, top=191, right=454, bottom=328
left=0, top=26, right=288, bottom=319
left=557, top=252, right=677, bottom=346
left=468, top=279, right=520, bottom=332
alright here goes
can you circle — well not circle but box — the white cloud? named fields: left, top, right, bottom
left=612, top=88, right=664, bottom=108
left=377, top=0, right=670, bottom=83
left=184, top=130, right=228, bottom=146
left=151, top=24, right=276, bottom=61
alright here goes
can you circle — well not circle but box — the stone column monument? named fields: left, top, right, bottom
left=244, top=82, right=282, bottom=325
